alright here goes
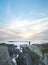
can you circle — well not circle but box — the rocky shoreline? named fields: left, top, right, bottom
left=0, top=43, right=48, bottom=65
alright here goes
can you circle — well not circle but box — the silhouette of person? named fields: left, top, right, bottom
left=29, top=41, right=30, bottom=45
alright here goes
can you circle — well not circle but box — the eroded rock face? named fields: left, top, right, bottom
left=0, top=44, right=13, bottom=65
left=22, top=44, right=48, bottom=65
left=0, top=43, right=48, bottom=65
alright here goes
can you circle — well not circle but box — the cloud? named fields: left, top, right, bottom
left=7, top=17, right=48, bottom=29
left=0, top=17, right=48, bottom=42
left=8, top=17, right=48, bottom=35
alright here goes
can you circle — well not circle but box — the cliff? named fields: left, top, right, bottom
left=0, top=43, right=13, bottom=65
left=22, top=43, right=48, bottom=65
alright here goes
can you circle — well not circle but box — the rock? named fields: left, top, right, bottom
left=0, top=44, right=13, bottom=65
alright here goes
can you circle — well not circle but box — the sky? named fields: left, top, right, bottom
left=0, top=0, right=48, bottom=43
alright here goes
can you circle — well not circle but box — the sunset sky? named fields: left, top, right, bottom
left=0, top=0, right=48, bottom=43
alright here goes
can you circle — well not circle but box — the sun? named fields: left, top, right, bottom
left=21, top=32, right=33, bottom=38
